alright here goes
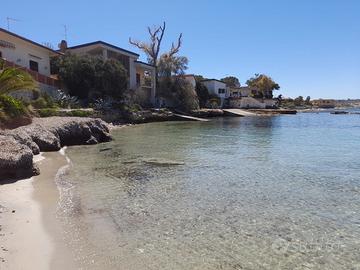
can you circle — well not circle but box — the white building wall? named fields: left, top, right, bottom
left=0, top=32, right=52, bottom=76
left=201, top=80, right=227, bottom=98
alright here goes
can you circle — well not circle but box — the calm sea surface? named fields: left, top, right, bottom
left=57, top=112, right=360, bottom=270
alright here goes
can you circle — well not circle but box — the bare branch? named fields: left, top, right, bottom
left=168, top=33, right=183, bottom=57
left=155, top=22, right=166, bottom=61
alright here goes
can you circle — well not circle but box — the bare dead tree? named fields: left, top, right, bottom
left=129, top=22, right=183, bottom=86
left=168, top=33, right=183, bottom=57
left=129, top=22, right=166, bottom=66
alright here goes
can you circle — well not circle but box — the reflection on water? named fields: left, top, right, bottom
left=58, top=113, right=360, bottom=269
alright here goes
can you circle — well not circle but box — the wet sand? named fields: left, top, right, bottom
left=0, top=151, right=76, bottom=270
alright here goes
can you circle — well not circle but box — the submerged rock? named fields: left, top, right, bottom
left=142, top=158, right=185, bottom=166
left=0, top=117, right=111, bottom=181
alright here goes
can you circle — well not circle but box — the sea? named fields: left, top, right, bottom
left=55, top=110, right=360, bottom=269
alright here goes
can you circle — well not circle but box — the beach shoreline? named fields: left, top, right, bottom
left=0, top=150, right=77, bottom=270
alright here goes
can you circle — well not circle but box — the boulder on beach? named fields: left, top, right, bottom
left=0, top=117, right=111, bottom=181
left=0, top=135, right=37, bottom=180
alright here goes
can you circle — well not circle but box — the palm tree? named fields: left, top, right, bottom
left=0, top=59, right=38, bottom=95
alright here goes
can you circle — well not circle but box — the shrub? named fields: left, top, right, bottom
left=55, top=54, right=128, bottom=101
left=31, top=97, right=48, bottom=109
left=65, top=110, right=93, bottom=117
left=0, top=95, right=28, bottom=117
left=37, top=108, right=59, bottom=117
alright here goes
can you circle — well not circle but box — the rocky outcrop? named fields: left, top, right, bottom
left=0, top=117, right=111, bottom=181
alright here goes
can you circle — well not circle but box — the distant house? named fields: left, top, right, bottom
left=62, top=40, right=156, bottom=105
left=0, top=28, right=61, bottom=95
left=201, top=79, right=228, bottom=107
left=228, top=86, right=277, bottom=109
left=312, top=99, right=335, bottom=108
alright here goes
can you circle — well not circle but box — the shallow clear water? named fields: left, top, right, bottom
left=58, top=112, right=360, bottom=269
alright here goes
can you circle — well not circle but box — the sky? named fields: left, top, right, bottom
left=1, top=0, right=359, bottom=99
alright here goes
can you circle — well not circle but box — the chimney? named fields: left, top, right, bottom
left=58, top=40, right=68, bottom=53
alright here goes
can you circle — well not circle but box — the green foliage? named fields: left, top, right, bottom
left=0, top=95, right=28, bottom=117
left=0, top=59, right=38, bottom=95
left=158, top=54, right=188, bottom=78
left=31, top=97, right=48, bottom=109
left=65, top=110, right=93, bottom=117
left=195, top=81, right=209, bottom=108
left=194, top=75, right=205, bottom=82
left=159, top=78, right=199, bottom=112
left=221, top=76, right=240, bottom=87
left=31, top=93, right=59, bottom=109
left=55, top=54, right=128, bottom=101
left=37, top=108, right=59, bottom=117
left=246, top=74, right=280, bottom=97
left=294, top=96, right=304, bottom=106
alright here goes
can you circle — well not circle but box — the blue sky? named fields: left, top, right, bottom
left=1, top=0, right=359, bottom=98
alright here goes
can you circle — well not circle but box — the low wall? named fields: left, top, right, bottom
left=228, top=97, right=276, bottom=109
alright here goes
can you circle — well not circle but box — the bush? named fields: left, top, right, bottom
left=65, top=110, right=93, bottom=117
left=31, top=97, right=48, bottom=109
left=37, top=108, right=59, bottom=117
left=0, top=95, right=28, bottom=117
left=55, top=54, right=128, bottom=101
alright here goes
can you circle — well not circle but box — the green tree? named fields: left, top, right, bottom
left=157, top=54, right=188, bottom=78
left=0, top=60, right=37, bottom=95
left=246, top=74, right=280, bottom=98
left=195, top=81, right=209, bottom=108
left=294, top=96, right=304, bottom=106
left=221, top=76, right=240, bottom=87
left=305, top=96, right=311, bottom=105
left=56, top=54, right=127, bottom=100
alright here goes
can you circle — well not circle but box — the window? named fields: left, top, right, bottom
left=0, top=51, right=2, bottom=58
left=218, top=88, right=226, bottom=94
left=29, top=60, right=39, bottom=72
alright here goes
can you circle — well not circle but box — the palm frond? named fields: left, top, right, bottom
left=0, top=60, right=38, bottom=95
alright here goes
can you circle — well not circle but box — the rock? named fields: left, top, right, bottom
left=0, top=117, right=111, bottom=181
left=0, top=135, right=35, bottom=180
left=86, top=136, right=98, bottom=145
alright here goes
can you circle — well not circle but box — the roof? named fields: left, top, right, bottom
left=134, top=60, right=155, bottom=68
left=0, top=27, right=61, bottom=55
left=67, top=41, right=139, bottom=57
left=201, top=79, right=226, bottom=84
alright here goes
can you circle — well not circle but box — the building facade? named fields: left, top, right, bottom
left=0, top=28, right=61, bottom=94
left=64, top=41, right=156, bottom=105
left=201, top=79, right=228, bottom=107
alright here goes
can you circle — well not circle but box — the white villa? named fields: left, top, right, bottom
left=228, top=86, right=277, bottom=109
left=201, top=79, right=229, bottom=107
left=0, top=28, right=61, bottom=94
left=198, top=78, right=277, bottom=109
left=62, top=40, right=156, bottom=105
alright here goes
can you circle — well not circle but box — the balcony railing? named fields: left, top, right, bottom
left=1, top=58, right=60, bottom=88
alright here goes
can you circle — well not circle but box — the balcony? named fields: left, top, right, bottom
left=1, top=58, right=60, bottom=88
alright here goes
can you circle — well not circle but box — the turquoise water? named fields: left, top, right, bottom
left=58, top=112, right=360, bottom=269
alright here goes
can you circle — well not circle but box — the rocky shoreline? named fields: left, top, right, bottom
left=0, top=117, right=111, bottom=181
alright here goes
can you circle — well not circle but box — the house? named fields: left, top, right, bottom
left=312, top=99, right=335, bottom=108
left=0, top=28, right=61, bottom=95
left=201, top=79, right=228, bottom=107
left=228, top=86, right=277, bottom=109
left=62, top=40, right=156, bottom=105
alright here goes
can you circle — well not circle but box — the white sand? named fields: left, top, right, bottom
left=0, top=150, right=77, bottom=270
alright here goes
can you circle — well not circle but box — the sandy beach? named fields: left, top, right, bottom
left=0, top=151, right=77, bottom=270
